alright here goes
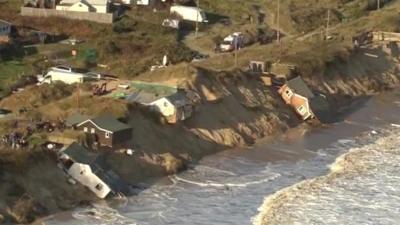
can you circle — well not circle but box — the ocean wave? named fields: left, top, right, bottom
left=252, top=128, right=400, bottom=225
left=171, top=172, right=281, bottom=188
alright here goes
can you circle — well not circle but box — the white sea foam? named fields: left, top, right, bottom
left=171, top=172, right=281, bottom=188
left=253, top=128, right=400, bottom=225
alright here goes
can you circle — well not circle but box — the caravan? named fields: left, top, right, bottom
left=170, top=5, right=208, bottom=23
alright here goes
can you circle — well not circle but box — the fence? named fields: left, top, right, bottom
left=20, top=7, right=115, bottom=24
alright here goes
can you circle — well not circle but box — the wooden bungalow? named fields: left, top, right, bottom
left=76, top=115, right=132, bottom=148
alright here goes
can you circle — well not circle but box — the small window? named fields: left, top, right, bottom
left=297, top=105, right=306, bottom=115
left=285, top=90, right=293, bottom=98
left=80, top=169, right=86, bottom=175
left=95, top=183, right=103, bottom=191
left=164, top=101, right=168, bottom=107
left=105, top=132, right=111, bottom=139
left=91, top=128, right=95, bottom=134
left=84, top=127, right=88, bottom=133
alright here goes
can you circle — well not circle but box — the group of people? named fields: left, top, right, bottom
left=2, top=132, right=28, bottom=149
left=1, top=118, right=67, bottom=150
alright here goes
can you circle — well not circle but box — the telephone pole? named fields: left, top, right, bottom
left=235, top=38, right=238, bottom=67
left=377, top=0, right=380, bottom=10
left=195, top=0, right=200, bottom=37
left=326, top=9, right=330, bottom=39
left=277, top=0, right=280, bottom=42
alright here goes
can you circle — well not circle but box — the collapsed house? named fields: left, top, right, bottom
left=59, top=142, right=127, bottom=198
left=76, top=115, right=132, bottom=148
left=127, top=90, right=195, bottom=124
left=278, top=77, right=331, bottom=122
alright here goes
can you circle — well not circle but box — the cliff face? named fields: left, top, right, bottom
left=0, top=151, right=96, bottom=224
left=1, top=45, right=399, bottom=224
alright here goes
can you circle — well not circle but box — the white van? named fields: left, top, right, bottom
left=38, top=69, right=86, bottom=85
left=170, top=5, right=208, bottom=23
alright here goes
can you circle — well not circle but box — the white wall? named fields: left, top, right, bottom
left=68, top=163, right=111, bottom=199
left=69, top=2, right=91, bottom=12
left=150, top=98, right=176, bottom=117
left=93, top=4, right=108, bottom=13
left=56, top=1, right=108, bottom=13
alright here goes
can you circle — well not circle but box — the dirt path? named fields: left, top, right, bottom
left=183, top=32, right=218, bottom=57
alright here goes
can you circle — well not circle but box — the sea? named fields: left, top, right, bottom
left=43, top=90, right=400, bottom=225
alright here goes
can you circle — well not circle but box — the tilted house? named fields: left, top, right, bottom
left=278, top=77, right=332, bottom=122
left=76, top=115, right=132, bottom=148
left=278, top=77, right=315, bottom=121
left=56, top=0, right=109, bottom=13
left=128, top=90, right=194, bottom=124
left=60, top=143, right=125, bottom=198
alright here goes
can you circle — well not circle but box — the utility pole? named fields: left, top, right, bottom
left=277, top=0, right=280, bottom=42
left=377, top=0, right=380, bottom=10
left=76, top=82, right=80, bottom=113
left=234, top=38, right=238, bottom=67
left=195, top=0, right=200, bottom=38
left=326, top=9, right=330, bottom=39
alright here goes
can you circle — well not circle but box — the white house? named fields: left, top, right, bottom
left=56, top=0, right=109, bottom=13
left=128, top=90, right=195, bottom=124
left=59, top=143, right=126, bottom=198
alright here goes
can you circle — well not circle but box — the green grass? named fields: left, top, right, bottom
left=131, top=81, right=177, bottom=96
left=0, top=60, right=33, bottom=89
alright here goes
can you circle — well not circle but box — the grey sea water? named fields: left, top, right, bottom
left=43, top=90, right=400, bottom=225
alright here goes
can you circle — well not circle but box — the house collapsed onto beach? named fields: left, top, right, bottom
left=278, top=77, right=331, bottom=123
left=59, top=142, right=127, bottom=198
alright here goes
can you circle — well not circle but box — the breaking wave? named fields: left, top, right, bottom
left=253, top=128, right=400, bottom=225
left=171, top=172, right=281, bottom=188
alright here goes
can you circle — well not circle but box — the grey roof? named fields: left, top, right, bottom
left=64, top=143, right=129, bottom=194
left=66, top=114, right=90, bottom=127
left=87, top=115, right=131, bottom=132
left=91, top=164, right=128, bottom=193
left=64, top=142, right=99, bottom=165
left=287, top=77, right=315, bottom=99
left=166, top=91, right=187, bottom=104
left=127, top=92, right=161, bottom=105
left=310, top=95, right=332, bottom=123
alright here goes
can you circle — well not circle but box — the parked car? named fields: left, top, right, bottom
left=217, top=32, right=244, bottom=53
left=191, top=52, right=209, bottom=62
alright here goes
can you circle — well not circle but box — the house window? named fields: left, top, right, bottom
left=285, top=89, right=293, bottom=98
left=95, top=183, right=103, bottom=191
left=297, top=105, right=306, bottom=115
left=164, top=101, right=168, bottom=107
left=105, top=132, right=111, bottom=139
left=91, top=128, right=95, bottom=134
left=84, top=127, right=88, bottom=133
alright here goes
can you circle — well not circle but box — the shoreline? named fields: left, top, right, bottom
left=0, top=44, right=399, bottom=224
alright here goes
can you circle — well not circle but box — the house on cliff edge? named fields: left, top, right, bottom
left=278, top=77, right=331, bottom=122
